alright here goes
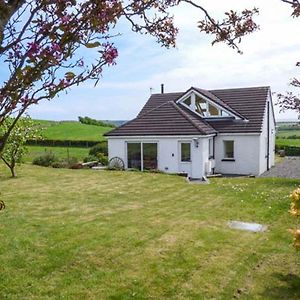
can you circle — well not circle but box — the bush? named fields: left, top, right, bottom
left=276, top=145, right=300, bottom=156
left=52, top=157, right=78, bottom=169
left=89, top=141, right=108, bottom=156
left=97, top=153, right=108, bottom=166
left=52, top=161, right=69, bottom=168
left=83, top=155, right=98, bottom=163
left=32, top=152, right=57, bottom=167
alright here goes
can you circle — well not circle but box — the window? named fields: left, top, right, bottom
left=209, top=138, right=214, bottom=158
left=127, top=143, right=141, bottom=169
left=181, top=143, right=191, bottom=162
left=127, top=142, right=158, bottom=170
left=195, top=95, right=207, bottom=116
left=179, top=92, right=230, bottom=118
left=183, top=97, right=191, bottom=106
left=143, top=143, right=157, bottom=170
left=223, top=140, right=234, bottom=159
left=208, top=104, right=219, bottom=116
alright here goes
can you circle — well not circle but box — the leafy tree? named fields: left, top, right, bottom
left=1, top=115, right=41, bottom=177
left=0, top=0, right=299, bottom=154
left=78, top=116, right=115, bottom=128
left=0, top=0, right=262, bottom=154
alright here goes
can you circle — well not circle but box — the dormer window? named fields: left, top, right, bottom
left=177, top=91, right=236, bottom=119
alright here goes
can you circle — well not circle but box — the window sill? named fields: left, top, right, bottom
left=209, top=156, right=214, bottom=160
left=222, top=158, right=235, bottom=162
left=181, top=161, right=191, bottom=163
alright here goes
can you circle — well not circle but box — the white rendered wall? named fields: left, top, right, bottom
left=259, top=93, right=276, bottom=174
left=214, top=135, right=261, bottom=175
left=108, top=136, right=211, bottom=178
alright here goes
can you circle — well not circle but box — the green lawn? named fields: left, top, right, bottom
left=24, top=146, right=89, bottom=162
left=0, top=165, right=299, bottom=299
left=277, top=129, right=300, bottom=138
left=276, top=130, right=300, bottom=147
left=34, top=120, right=112, bottom=141
left=276, top=138, right=300, bottom=147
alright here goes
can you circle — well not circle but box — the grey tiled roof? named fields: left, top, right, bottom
left=105, top=86, right=270, bottom=136
left=105, top=100, right=216, bottom=136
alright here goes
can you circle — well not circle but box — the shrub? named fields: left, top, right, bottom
left=33, top=152, right=57, bottom=167
left=52, top=157, right=78, bottom=169
left=83, top=155, right=99, bottom=163
left=275, top=145, right=300, bottom=156
left=52, top=161, right=69, bottom=168
left=89, top=141, right=108, bottom=156
left=97, top=153, right=108, bottom=166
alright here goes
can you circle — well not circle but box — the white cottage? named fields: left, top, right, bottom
left=105, top=86, right=276, bottom=179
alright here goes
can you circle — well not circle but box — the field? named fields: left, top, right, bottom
left=0, top=164, right=299, bottom=299
left=276, top=138, right=300, bottom=147
left=276, top=125, right=300, bottom=147
left=34, top=120, right=112, bottom=141
left=24, top=146, right=89, bottom=162
left=23, top=120, right=112, bottom=163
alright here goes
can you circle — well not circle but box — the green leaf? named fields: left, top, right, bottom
left=65, top=72, right=75, bottom=79
left=85, top=42, right=101, bottom=48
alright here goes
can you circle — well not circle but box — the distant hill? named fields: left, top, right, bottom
left=103, top=120, right=129, bottom=127
left=33, top=120, right=113, bottom=141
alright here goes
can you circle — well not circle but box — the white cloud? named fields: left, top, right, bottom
left=29, top=0, right=300, bottom=120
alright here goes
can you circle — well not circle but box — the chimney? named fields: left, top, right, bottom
left=161, top=84, right=164, bottom=94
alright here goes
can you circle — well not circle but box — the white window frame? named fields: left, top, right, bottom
left=180, top=142, right=191, bottom=163
left=176, top=90, right=240, bottom=119
left=209, top=138, right=214, bottom=159
left=223, top=140, right=235, bottom=161
left=126, top=141, right=158, bottom=170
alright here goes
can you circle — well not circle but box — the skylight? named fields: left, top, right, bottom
left=179, top=92, right=233, bottom=118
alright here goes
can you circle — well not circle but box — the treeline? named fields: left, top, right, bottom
left=78, top=116, right=116, bottom=128
left=26, top=139, right=101, bottom=148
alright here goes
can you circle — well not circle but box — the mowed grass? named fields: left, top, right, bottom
left=276, top=129, right=300, bottom=147
left=276, top=138, right=300, bottom=147
left=34, top=120, right=112, bottom=141
left=0, top=165, right=300, bottom=299
left=277, top=129, right=300, bottom=138
left=24, top=146, right=89, bottom=162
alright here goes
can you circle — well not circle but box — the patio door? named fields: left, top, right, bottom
left=127, top=142, right=157, bottom=171
left=143, top=143, right=157, bottom=170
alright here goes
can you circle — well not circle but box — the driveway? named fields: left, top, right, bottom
left=260, top=157, right=300, bottom=179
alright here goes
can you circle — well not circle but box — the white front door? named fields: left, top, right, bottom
left=178, top=141, right=192, bottom=177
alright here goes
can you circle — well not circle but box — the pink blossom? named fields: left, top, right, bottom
left=103, top=44, right=118, bottom=65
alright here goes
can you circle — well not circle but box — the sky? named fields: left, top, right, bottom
left=21, top=1, right=300, bottom=121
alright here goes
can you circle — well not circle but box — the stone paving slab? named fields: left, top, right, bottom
left=228, top=221, right=267, bottom=232
left=260, top=157, right=300, bottom=179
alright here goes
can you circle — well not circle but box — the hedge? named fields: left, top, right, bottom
left=275, top=144, right=300, bottom=156
left=26, top=139, right=103, bottom=148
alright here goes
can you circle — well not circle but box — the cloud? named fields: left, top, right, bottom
left=27, top=0, right=299, bottom=120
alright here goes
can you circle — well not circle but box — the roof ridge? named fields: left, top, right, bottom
left=171, top=102, right=211, bottom=134
left=138, top=98, right=176, bottom=117
left=210, top=86, right=270, bottom=92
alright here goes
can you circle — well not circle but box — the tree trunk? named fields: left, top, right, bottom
left=9, top=164, right=16, bottom=177
left=1, top=156, right=16, bottom=177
